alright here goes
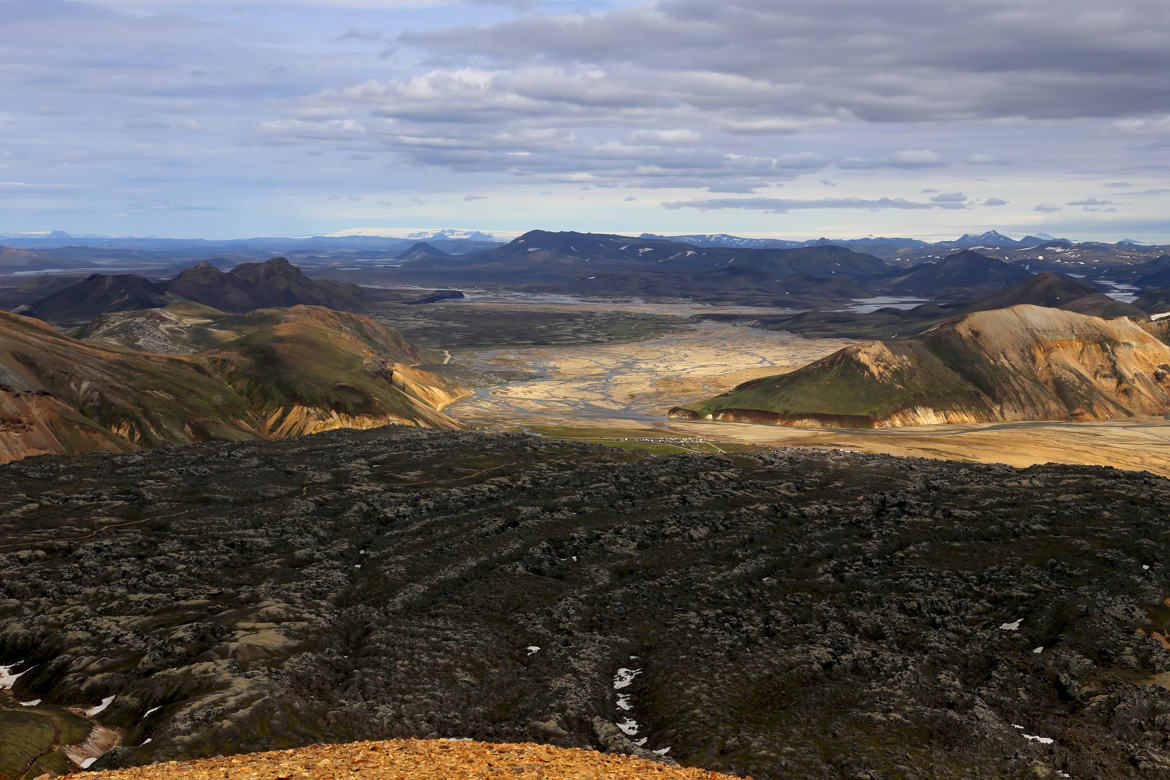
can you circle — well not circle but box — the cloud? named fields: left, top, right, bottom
left=930, top=192, right=966, bottom=203
left=662, top=196, right=968, bottom=213
left=1066, top=198, right=1117, bottom=206
left=405, top=0, right=1170, bottom=123
left=983, top=197, right=1009, bottom=206
left=839, top=150, right=946, bottom=169
left=966, top=154, right=1003, bottom=165
left=1112, top=116, right=1170, bottom=135
left=1034, top=203, right=1062, bottom=213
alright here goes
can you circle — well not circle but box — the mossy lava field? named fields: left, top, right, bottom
left=2, top=428, right=1170, bottom=778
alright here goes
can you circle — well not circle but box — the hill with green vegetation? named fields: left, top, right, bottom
left=0, top=305, right=465, bottom=462
left=674, top=304, right=1170, bottom=427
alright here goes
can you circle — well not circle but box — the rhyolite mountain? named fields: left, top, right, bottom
left=3, top=427, right=1170, bottom=778
left=0, top=305, right=465, bottom=462
left=23, top=257, right=369, bottom=325
left=674, top=305, right=1170, bottom=428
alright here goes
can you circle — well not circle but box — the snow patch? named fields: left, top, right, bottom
left=20, top=698, right=41, bottom=706
left=1033, top=647, right=1044, bottom=654
left=526, top=646, right=541, bottom=656
left=616, top=718, right=639, bottom=736
left=1022, top=733, right=1054, bottom=745
left=999, top=619, right=1022, bottom=631
left=143, top=706, right=163, bottom=719
left=85, top=695, right=116, bottom=716
left=616, top=694, right=632, bottom=711
left=614, top=667, right=641, bottom=689
left=0, top=662, right=28, bottom=689
left=80, top=758, right=99, bottom=769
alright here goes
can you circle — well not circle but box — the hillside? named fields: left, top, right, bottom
left=881, top=249, right=1033, bottom=299
left=704, top=270, right=1146, bottom=340
left=675, top=305, right=1170, bottom=427
left=19, top=258, right=370, bottom=326
left=2, top=428, right=1170, bottom=778
left=0, top=306, right=464, bottom=462
left=26, top=274, right=178, bottom=323
left=165, top=257, right=367, bottom=313
left=393, top=230, right=889, bottom=304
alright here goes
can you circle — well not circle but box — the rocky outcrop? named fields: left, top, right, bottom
left=677, top=305, right=1170, bottom=428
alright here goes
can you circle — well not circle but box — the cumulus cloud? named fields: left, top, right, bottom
left=1034, top=203, right=1063, bottom=213
left=983, top=197, right=1009, bottom=206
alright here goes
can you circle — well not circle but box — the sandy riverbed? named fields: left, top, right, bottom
left=448, top=321, right=1170, bottom=477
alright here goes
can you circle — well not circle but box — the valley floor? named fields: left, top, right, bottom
left=440, top=307, right=1170, bottom=477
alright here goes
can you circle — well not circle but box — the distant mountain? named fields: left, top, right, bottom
left=640, top=233, right=805, bottom=249
left=1133, top=256, right=1170, bottom=288
left=0, top=305, right=466, bottom=462
left=395, top=242, right=453, bottom=262
left=699, top=271, right=1146, bottom=340
left=641, top=233, right=928, bottom=260
left=973, top=272, right=1143, bottom=318
left=19, top=258, right=370, bottom=325
left=775, top=274, right=875, bottom=300
left=169, top=257, right=368, bottom=314
left=167, top=257, right=366, bottom=313
left=674, top=305, right=1170, bottom=428
left=1135, top=287, right=1170, bottom=314
left=393, top=230, right=888, bottom=305
left=26, top=273, right=179, bottom=323
left=944, top=230, right=1025, bottom=249
left=882, top=250, right=1034, bottom=299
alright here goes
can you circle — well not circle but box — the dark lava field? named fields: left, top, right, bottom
left=3, top=428, right=1170, bottom=778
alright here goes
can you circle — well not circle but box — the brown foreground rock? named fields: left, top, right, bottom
left=81, top=740, right=736, bottom=780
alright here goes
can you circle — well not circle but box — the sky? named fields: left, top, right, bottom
left=1, top=0, right=1169, bottom=242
